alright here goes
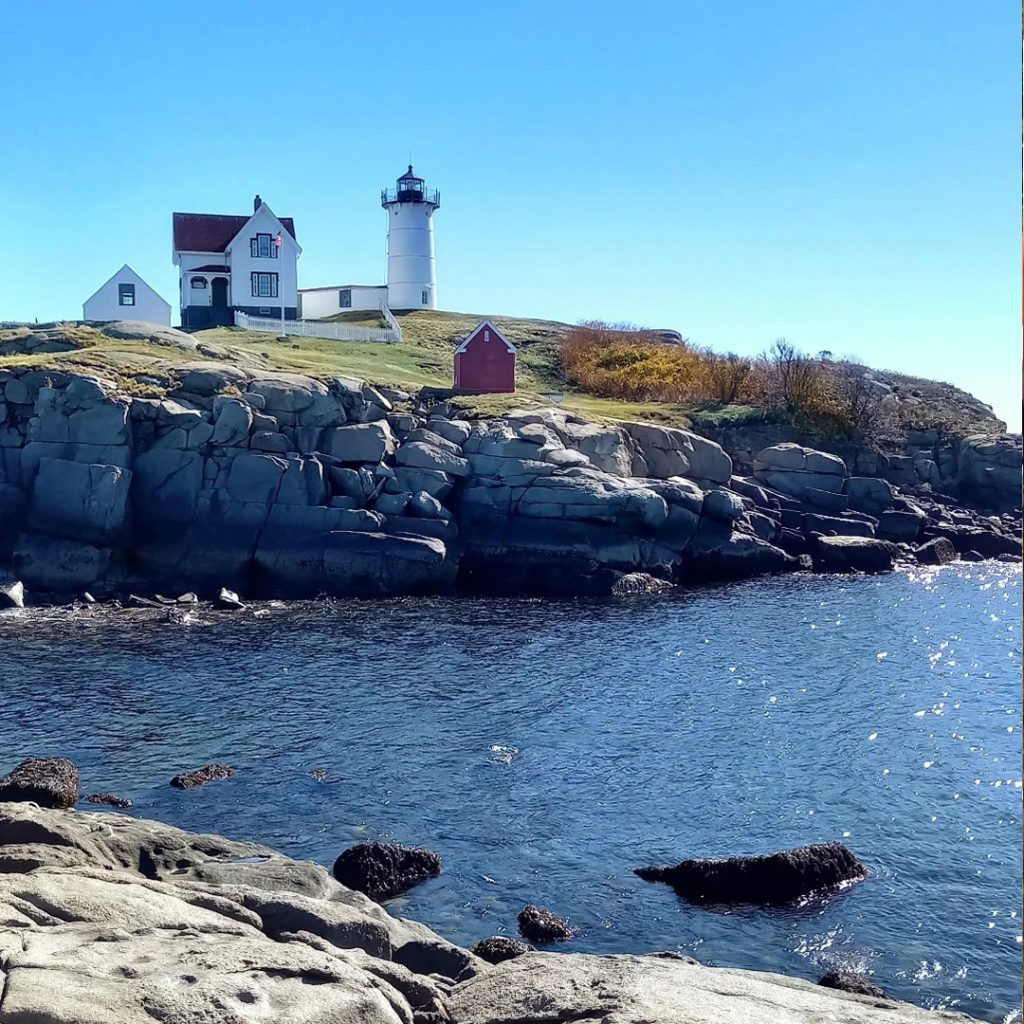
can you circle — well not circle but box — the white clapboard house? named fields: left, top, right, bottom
left=82, top=265, right=171, bottom=325
left=172, top=195, right=300, bottom=328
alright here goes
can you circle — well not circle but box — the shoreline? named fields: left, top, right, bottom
left=0, top=352, right=1020, bottom=607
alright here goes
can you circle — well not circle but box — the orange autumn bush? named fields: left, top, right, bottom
left=559, top=325, right=895, bottom=441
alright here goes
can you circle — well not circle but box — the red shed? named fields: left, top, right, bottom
left=453, top=320, right=517, bottom=393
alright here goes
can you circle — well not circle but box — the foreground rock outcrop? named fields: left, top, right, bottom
left=0, top=803, right=980, bottom=1023
left=0, top=349, right=1018, bottom=600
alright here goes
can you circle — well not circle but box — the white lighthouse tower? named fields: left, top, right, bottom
left=382, top=165, right=440, bottom=310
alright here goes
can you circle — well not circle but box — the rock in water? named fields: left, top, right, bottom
left=473, top=936, right=533, bottom=964
left=332, top=841, right=442, bottom=900
left=819, top=970, right=888, bottom=998
left=215, top=587, right=246, bottom=610
left=634, top=842, right=866, bottom=906
left=0, top=579, right=25, bottom=609
left=84, top=792, right=133, bottom=808
left=814, top=536, right=899, bottom=574
left=0, top=757, right=79, bottom=808
left=517, top=904, right=573, bottom=942
left=915, top=537, right=958, bottom=565
left=169, top=764, right=235, bottom=789
left=611, top=572, right=674, bottom=596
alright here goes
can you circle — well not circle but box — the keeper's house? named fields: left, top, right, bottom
left=172, top=195, right=300, bottom=328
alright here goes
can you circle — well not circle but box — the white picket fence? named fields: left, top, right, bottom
left=234, top=309, right=401, bottom=344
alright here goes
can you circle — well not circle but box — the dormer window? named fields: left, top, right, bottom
left=118, top=283, right=135, bottom=306
left=250, top=233, right=277, bottom=258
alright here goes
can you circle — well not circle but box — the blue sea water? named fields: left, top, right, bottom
left=0, top=564, right=1020, bottom=1021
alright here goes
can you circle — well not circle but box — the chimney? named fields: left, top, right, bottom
left=253, top=194, right=262, bottom=212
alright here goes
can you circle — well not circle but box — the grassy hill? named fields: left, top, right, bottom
left=0, top=311, right=1008, bottom=437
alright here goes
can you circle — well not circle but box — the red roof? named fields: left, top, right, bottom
left=172, top=212, right=297, bottom=253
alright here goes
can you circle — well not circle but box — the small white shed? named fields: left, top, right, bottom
left=83, top=265, right=171, bottom=325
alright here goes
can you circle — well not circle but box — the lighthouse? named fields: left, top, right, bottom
left=381, top=165, right=440, bottom=310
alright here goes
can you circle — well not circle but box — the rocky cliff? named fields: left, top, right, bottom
left=0, top=343, right=1019, bottom=601
left=0, top=801, right=982, bottom=1023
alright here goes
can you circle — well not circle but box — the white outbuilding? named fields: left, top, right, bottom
left=83, top=265, right=171, bottom=325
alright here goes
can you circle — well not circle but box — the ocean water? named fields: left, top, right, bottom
left=0, top=564, right=1020, bottom=1021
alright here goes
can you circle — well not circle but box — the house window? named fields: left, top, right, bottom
left=339, top=289, right=352, bottom=308
left=421, top=290, right=428, bottom=304
left=250, top=233, right=277, bottom=258
left=251, top=272, right=279, bottom=298
left=190, top=276, right=207, bottom=289
left=118, top=283, right=135, bottom=306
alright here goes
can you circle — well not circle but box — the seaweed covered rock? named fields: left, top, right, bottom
left=332, top=841, right=441, bottom=901
left=634, top=842, right=866, bottom=906
left=611, top=572, right=674, bottom=596
left=819, top=969, right=888, bottom=998
left=0, top=757, right=79, bottom=808
left=84, top=792, right=133, bottom=808
left=472, top=936, right=533, bottom=964
left=517, top=904, right=573, bottom=943
left=169, top=764, right=235, bottom=789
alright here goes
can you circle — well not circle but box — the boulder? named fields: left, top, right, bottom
left=409, top=491, right=449, bottom=520
left=517, top=905, right=573, bottom=943
left=374, top=491, right=410, bottom=515
left=472, top=936, right=533, bottom=964
left=701, top=487, right=745, bottom=522
left=819, top=970, right=888, bottom=998
left=387, top=466, right=454, bottom=500
left=0, top=757, right=79, bottom=808
left=685, top=525, right=795, bottom=581
left=216, top=587, right=245, bottom=610
left=915, top=537, right=958, bottom=565
left=843, top=476, right=894, bottom=514
left=611, top=572, right=674, bottom=595
left=332, top=841, right=442, bottom=901
left=320, top=421, right=396, bottom=463
left=29, top=458, right=131, bottom=544
left=101, top=320, right=199, bottom=349
left=0, top=579, right=25, bottom=608
left=876, top=510, right=925, bottom=543
left=813, top=535, right=898, bottom=573
left=395, top=440, right=471, bottom=477
left=209, top=398, right=252, bottom=446
left=635, top=842, right=866, bottom=906
left=803, top=513, right=874, bottom=539
left=427, top=418, right=472, bottom=445
left=621, top=422, right=732, bottom=483
left=753, top=444, right=847, bottom=500
left=224, top=452, right=288, bottom=504
left=169, top=764, right=235, bottom=789
left=321, top=532, right=456, bottom=596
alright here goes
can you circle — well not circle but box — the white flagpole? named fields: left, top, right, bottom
left=276, top=232, right=285, bottom=338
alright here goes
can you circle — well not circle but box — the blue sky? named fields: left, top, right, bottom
left=0, top=1, right=1019, bottom=429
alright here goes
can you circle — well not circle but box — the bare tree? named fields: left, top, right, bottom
left=705, top=352, right=752, bottom=405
